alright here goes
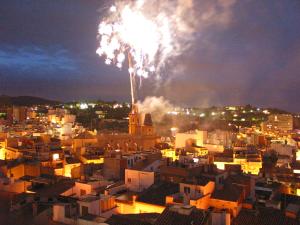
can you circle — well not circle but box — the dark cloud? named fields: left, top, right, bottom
left=0, top=0, right=300, bottom=111
left=0, top=45, right=78, bottom=74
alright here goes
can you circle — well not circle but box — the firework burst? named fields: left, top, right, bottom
left=97, top=0, right=194, bottom=103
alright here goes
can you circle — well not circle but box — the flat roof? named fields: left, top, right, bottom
left=78, top=195, right=100, bottom=202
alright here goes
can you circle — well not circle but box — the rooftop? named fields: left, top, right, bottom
left=78, top=195, right=100, bottom=202
left=33, top=179, right=75, bottom=197
left=106, top=213, right=159, bottom=225
left=74, top=131, right=96, bottom=139
left=232, top=207, right=299, bottom=225
left=154, top=205, right=208, bottom=225
left=65, top=157, right=81, bottom=164
left=211, top=184, right=243, bottom=202
left=79, top=214, right=106, bottom=223
left=256, top=181, right=282, bottom=190
left=138, top=182, right=179, bottom=206
left=183, top=176, right=212, bottom=186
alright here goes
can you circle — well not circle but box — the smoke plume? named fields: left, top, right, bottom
left=137, top=96, right=173, bottom=123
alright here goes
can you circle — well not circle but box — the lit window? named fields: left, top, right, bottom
left=293, top=169, right=300, bottom=174
left=52, top=153, right=59, bottom=161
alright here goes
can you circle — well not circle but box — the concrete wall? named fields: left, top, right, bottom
left=116, top=200, right=165, bottom=214
left=209, top=198, right=241, bottom=217
left=179, top=181, right=215, bottom=199
left=0, top=180, right=31, bottom=193
left=53, top=204, right=74, bottom=225
left=175, top=131, right=207, bottom=148
left=78, top=200, right=100, bottom=216
left=125, top=169, right=154, bottom=192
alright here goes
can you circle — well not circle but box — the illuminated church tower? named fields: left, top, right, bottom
left=129, top=104, right=141, bottom=135
left=129, top=104, right=154, bottom=136
left=142, top=113, right=154, bottom=136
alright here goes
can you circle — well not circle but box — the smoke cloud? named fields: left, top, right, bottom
left=137, top=96, right=173, bottom=123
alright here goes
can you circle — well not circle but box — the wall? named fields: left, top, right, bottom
left=0, top=147, right=22, bottom=160
left=103, top=158, right=121, bottom=180
left=73, top=138, right=98, bottom=156
left=77, top=218, right=105, bottom=225
left=0, top=180, right=31, bottom=193
left=134, top=201, right=165, bottom=213
left=7, top=164, right=25, bottom=179
left=116, top=198, right=165, bottom=214
left=100, top=196, right=116, bottom=213
left=191, top=193, right=211, bottom=210
left=211, top=211, right=231, bottom=225
left=209, top=198, right=241, bottom=217
left=125, top=169, right=154, bottom=192
left=203, top=144, right=224, bottom=153
left=161, top=149, right=179, bottom=161
left=53, top=204, right=74, bottom=225
left=64, top=163, right=81, bottom=178
left=105, top=183, right=126, bottom=196
left=116, top=200, right=165, bottom=214
left=78, top=200, right=100, bottom=216
left=24, top=163, right=40, bottom=177
left=179, top=181, right=215, bottom=199
left=214, top=160, right=262, bottom=175
left=175, top=131, right=207, bottom=148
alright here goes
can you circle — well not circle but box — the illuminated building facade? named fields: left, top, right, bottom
left=261, top=114, right=293, bottom=133
left=214, top=151, right=262, bottom=175
left=97, top=104, right=158, bottom=151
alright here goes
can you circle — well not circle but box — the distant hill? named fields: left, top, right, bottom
left=0, top=95, right=59, bottom=106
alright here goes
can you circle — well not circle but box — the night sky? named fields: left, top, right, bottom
left=0, top=0, right=300, bottom=112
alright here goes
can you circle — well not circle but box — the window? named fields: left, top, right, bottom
left=52, top=153, right=59, bottom=161
left=81, top=206, right=89, bottom=216
left=127, top=178, right=132, bottom=183
left=65, top=205, right=71, bottom=218
left=80, top=189, right=86, bottom=196
left=218, top=177, right=223, bottom=184
left=184, top=186, right=190, bottom=194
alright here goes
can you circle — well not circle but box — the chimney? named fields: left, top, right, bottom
left=132, top=195, right=137, bottom=203
left=32, top=202, right=38, bottom=216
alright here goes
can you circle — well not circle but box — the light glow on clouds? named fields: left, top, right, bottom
left=0, top=45, right=78, bottom=73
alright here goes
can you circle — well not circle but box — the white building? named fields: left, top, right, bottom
left=206, top=130, right=235, bottom=147
left=53, top=194, right=116, bottom=225
left=125, top=169, right=154, bottom=192
left=175, top=130, right=207, bottom=148
left=62, top=180, right=112, bottom=197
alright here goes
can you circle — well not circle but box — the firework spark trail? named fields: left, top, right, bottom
left=96, top=0, right=195, bottom=104
left=96, top=0, right=236, bottom=104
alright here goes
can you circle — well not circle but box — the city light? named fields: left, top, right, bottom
left=52, top=153, right=59, bottom=161
left=1, top=1, right=299, bottom=223
left=79, top=103, right=88, bottom=110
left=296, top=150, right=300, bottom=161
